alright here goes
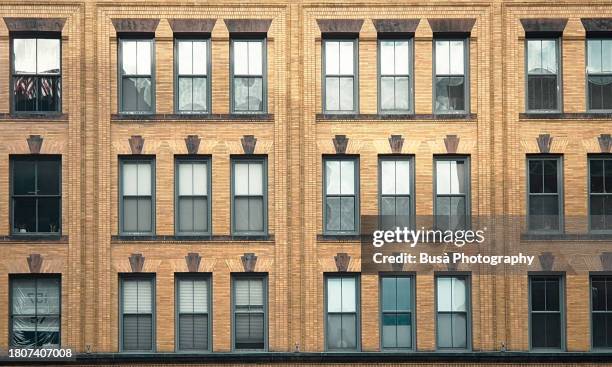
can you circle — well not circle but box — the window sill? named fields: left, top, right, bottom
left=111, top=113, right=274, bottom=122
left=111, top=234, right=274, bottom=243
left=317, top=234, right=362, bottom=242
left=0, top=113, right=68, bottom=121
left=0, top=235, right=67, bottom=243
left=519, top=112, right=612, bottom=120
left=521, top=233, right=612, bottom=241
left=316, top=113, right=476, bottom=121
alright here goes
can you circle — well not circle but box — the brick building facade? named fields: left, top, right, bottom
left=0, top=0, right=611, bottom=365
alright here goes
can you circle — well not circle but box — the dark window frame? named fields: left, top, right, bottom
left=377, top=37, right=414, bottom=114
left=10, top=155, right=62, bottom=236
left=528, top=273, right=565, bottom=351
left=378, top=155, right=415, bottom=230
left=379, top=273, right=415, bottom=351
left=322, top=37, right=359, bottom=114
left=10, top=32, right=62, bottom=114
left=324, top=273, right=361, bottom=352
left=433, top=155, right=471, bottom=231
left=588, top=155, right=612, bottom=233
left=230, top=156, right=268, bottom=237
left=174, top=273, right=212, bottom=352
left=9, top=274, right=61, bottom=348
left=119, top=273, right=156, bottom=353
left=323, top=155, right=360, bottom=236
left=586, top=37, right=612, bottom=113
left=229, top=37, right=267, bottom=114
left=526, top=155, right=564, bottom=234
left=433, top=37, right=470, bottom=115
left=231, top=273, right=268, bottom=352
left=118, top=156, right=156, bottom=236
left=434, top=273, right=471, bottom=351
left=118, top=36, right=156, bottom=114
left=590, top=272, right=612, bottom=350
left=525, top=37, right=563, bottom=113
left=174, top=37, right=212, bottom=114
left=174, top=156, right=212, bottom=237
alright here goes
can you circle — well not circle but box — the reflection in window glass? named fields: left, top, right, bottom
left=232, top=40, right=265, bottom=113
left=436, top=276, right=468, bottom=349
left=379, top=40, right=410, bottom=112
left=324, top=40, right=356, bottom=112
left=591, top=275, right=612, bottom=348
left=380, top=158, right=411, bottom=230
left=326, top=275, right=358, bottom=350
left=587, top=39, right=612, bottom=111
left=177, top=40, right=208, bottom=112
left=120, top=39, right=153, bottom=113
left=435, top=158, right=469, bottom=230
left=233, top=277, right=266, bottom=350
left=526, top=39, right=559, bottom=111
left=434, top=39, right=466, bottom=113
left=381, top=276, right=412, bottom=349
left=324, top=158, right=358, bottom=234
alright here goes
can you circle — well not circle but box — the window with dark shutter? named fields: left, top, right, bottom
left=177, top=277, right=209, bottom=351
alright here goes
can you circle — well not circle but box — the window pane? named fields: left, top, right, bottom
left=592, top=313, right=611, bottom=348
left=192, top=77, right=207, bottom=111
left=340, top=160, right=355, bottom=195
left=527, top=40, right=541, bottom=74
left=339, top=41, right=353, bottom=75
left=528, top=75, right=557, bottom=110
left=541, top=40, right=557, bottom=74
left=589, top=76, right=612, bottom=110
left=193, top=163, right=207, bottom=195
left=436, top=76, right=465, bottom=111
left=341, top=277, right=356, bottom=312
left=452, top=277, right=467, bottom=312
left=234, top=197, right=249, bottom=232
left=233, top=41, right=248, bottom=75
left=341, top=313, right=357, bottom=349
left=178, top=77, right=193, bottom=111
left=137, top=163, right=151, bottom=196
left=340, top=197, right=355, bottom=231
left=531, top=278, right=546, bottom=311
left=449, top=40, right=464, bottom=75
left=380, top=77, right=395, bottom=110
left=325, top=197, right=340, bottom=231
left=382, top=313, right=397, bottom=348
left=13, top=39, right=36, bottom=74
left=529, top=160, right=544, bottom=193
left=325, top=41, right=339, bottom=75
left=395, top=160, right=410, bottom=195
left=588, top=40, right=602, bottom=74
left=248, top=78, right=263, bottom=111
left=137, top=198, right=152, bottom=232
left=604, top=40, right=612, bottom=73
left=437, top=313, right=452, bottom=348
left=339, top=77, right=353, bottom=111
left=13, top=160, right=36, bottom=195
left=178, top=163, right=193, bottom=196
left=395, top=41, right=409, bottom=74
left=121, top=40, right=137, bottom=75
left=38, top=197, right=60, bottom=233
left=11, top=278, right=37, bottom=315
left=452, top=313, right=467, bottom=348
left=380, top=41, right=395, bottom=75
left=179, top=197, right=194, bottom=232
left=248, top=197, right=264, bottom=231
left=233, top=77, right=249, bottom=111
left=14, top=198, right=36, bottom=233
left=435, top=41, right=450, bottom=75
left=395, top=77, right=410, bottom=110
left=325, top=77, right=340, bottom=111
left=397, top=277, right=411, bottom=310
left=592, top=278, right=606, bottom=311
left=234, top=163, right=249, bottom=195
left=38, top=77, right=60, bottom=112
left=327, top=278, right=341, bottom=312
left=178, top=41, right=193, bottom=74
left=437, top=277, right=452, bottom=311
left=193, top=197, right=207, bottom=232
left=545, top=278, right=560, bottom=311
left=543, top=160, right=558, bottom=193
left=37, top=39, right=60, bottom=74
left=248, top=41, right=263, bottom=76
left=325, top=160, right=340, bottom=195
left=436, top=161, right=451, bottom=194
left=193, top=41, right=207, bottom=75
left=136, top=41, right=151, bottom=75
left=13, top=76, right=37, bottom=112
left=381, top=277, right=397, bottom=311
left=397, top=313, right=412, bottom=348
left=122, top=77, right=152, bottom=112
left=381, top=160, right=396, bottom=195
left=327, top=314, right=342, bottom=349
left=529, top=195, right=559, bottom=231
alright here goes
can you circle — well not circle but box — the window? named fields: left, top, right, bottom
left=176, top=39, right=209, bottom=113
left=527, top=156, right=562, bottom=232
left=434, top=157, right=469, bottom=230
left=380, top=275, right=413, bottom=350
left=434, top=39, right=467, bottom=113
left=120, top=275, right=154, bottom=351
left=592, top=275, right=612, bottom=349
left=323, top=39, right=357, bottom=113
left=232, top=158, right=267, bottom=236
left=119, top=38, right=154, bottom=113
left=12, top=36, right=61, bottom=113
left=587, top=39, right=612, bottom=111
left=176, top=275, right=210, bottom=351
left=233, top=276, right=266, bottom=350
left=120, top=158, right=155, bottom=235
left=175, top=158, right=210, bottom=236
left=231, top=39, right=266, bottom=113
left=326, top=274, right=359, bottom=351
left=10, top=275, right=60, bottom=348
left=589, top=156, right=612, bottom=231
left=379, top=157, right=412, bottom=230
left=530, top=275, right=563, bottom=350
left=379, top=39, right=411, bottom=113
left=324, top=157, right=359, bottom=235
left=436, top=275, right=469, bottom=349
left=11, top=156, right=61, bottom=235
left=526, top=39, right=560, bottom=111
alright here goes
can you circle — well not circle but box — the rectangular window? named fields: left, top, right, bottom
left=379, top=39, right=411, bottom=113
left=379, top=157, right=412, bottom=230
left=323, top=39, right=357, bottom=113
left=434, top=39, right=467, bottom=113
left=527, top=156, right=562, bottom=232
left=176, top=275, right=210, bottom=351
left=530, top=275, right=563, bottom=350
left=233, top=276, right=266, bottom=350
left=119, top=38, right=154, bottom=113
left=589, top=156, right=612, bottom=231
left=380, top=275, right=413, bottom=350
left=10, top=275, right=60, bottom=348
left=231, top=39, right=266, bottom=113
left=324, top=157, right=359, bottom=235
left=526, top=39, right=560, bottom=111
left=435, top=157, right=469, bottom=230
left=176, top=39, right=209, bottom=113
left=592, top=275, right=612, bottom=349
left=326, top=274, right=359, bottom=351
left=232, top=158, right=267, bottom=236
left=120, top=275, right=154, bottom=351
left=175, top=158, right=210, bottom=235
left=11, top=156, right=61, bottom=235
left=587, top=39, right=612, bottom=111
left=12, top=36, right=61, bottom=113
left=120, top=158, right=155, bottom=235
left=436, top=275, right=469, bottom=349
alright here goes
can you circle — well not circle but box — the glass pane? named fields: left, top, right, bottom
left=339, top=41, right=353, bottom=75
left=382, top=313, right=397, bottom=348
left=341, top=277, right=356, bottom=312
left=11, top=316, right=36, bottom=347
left=395, top=41, right=409, bottom=75
left=590, top=196, right=606, bottom=231
left=13, top=39, right=36, bottom=74
left=178, top=163, right=193, bottom=196
left=340, top=160, right=355, bottom=195
left=249, top=163, right=263, bottom=195
left=248, top=78, right=263, bottom=111
left=12, top=160, right=36, bottom=195
left=327, top=314, right=342, bottom=349
left=193, top=197, right=207, bottom=232
left=234, top=197, right=249, bottom=232
left=325, top=77, right=339, bottom=111
left=178, top=41, right=192, bottom=74
left=179, top=197, right=193, bottom=232
left=178, top=77, right=192, bottom=111
left=396, top=313, right=411, bottom=348
left=449, top=40, right=464, bottom=75
left=529, top=160, right=543, bottom=193
left=381, top=160, right=396, bottom=195
left=325, top=160, right=340, bottom=195
left=545, top=278, right=560, bottom=311
left=122, top=163, right=138, bottom=195
left=436, top=161, right=451, bottom=195
left=325, top=41, right=339, bottom=75
left=37, top=39, right=60, bottom=74
left=381, top=277, right=397, bottom=311
left=327, top=278, right=341, bottom=312
left=592, top=313, right=609, bottom=348
left=123, top=198, right=137, bottom=232
left=452, top=313, right=467, bottom=348
left=380, top=197, right=396, bottom=230
left=38, top=197, right=61, bottom=233
left=436, top=76, right=465, bottom=111
left=193, top=163, right=207, bottom=196
left=13, top=76, right=37, bottom=112
left=452, top=277, right=467, bottom=312
left=37, top=278, right=61, bottom=314
left=234, top=163, right=249, bottom=195
left=234, top=77, right=249, bottom=111
left=588, top=40, right=602, bottom=74
left=592, top=278, right=607, bottom=311
left=137, top=163, right=151, bottom=196
left=122, top=77, right=152, bottom=112
left=340, top=197, right=355, bottom=231
left=436, top=41, right=450, bottom=75
left=38, top=77, right=60, bottom=112
left=121, top=40, right=137, bottom=75
left=606, top=161, right=612, bottom=193
left=193, top=41, right=207, bottom=75
left=543, top=160, right=557, bottom=193
left=531, top=278, right=546, bottom=311
left=603, top=40, right=612, bottom=73
left=341, top=313, right=357, bottom=349
left=528, top=75, right=557, bottom=110
left=192, top=77, right=207, bottom=111
left=11, top=278, right=36, bottom=315
left=339, top=77, right=353, bottom=110
left=233, top=41, right=248, bottom=75
left=396, top=197, right=411, bottom=228
left=136, top=41, right=151, bottom=75
left=14, top=198, right=36, bottom=233
left=248, top=41, right=263, bottom=76
left=541, top=40, right=557, bottom=74
left=437, top=313, right=452, bottom=348
left=137, top=198, right=152, bottom=232
left=325, top=197, right=340, bottom=231
left=527, top=40, right=541, bottom=74
left=589, top=76, right=612, bottom=111
left=380, top=77, right=395, bottom=110
left=395, top=77, right=410, bottom=110
left=396, top=160, right=410, bottom=195
left=437, top=277, right=452, bottom=311
left=397, top=277, right=411, bottom=311
left=380, top=41, right=395, bottom=75
left=248, top=197, right=264, bottom=231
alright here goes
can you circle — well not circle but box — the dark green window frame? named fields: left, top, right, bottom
left=174, top=38, right=211, bottom=114
left=230, top=156, right=268, bottom=236
left=323, top=155, right=360, bottom=235
left=119, top=274, right=155, bottom=352
left=322, top=38, right=359, bottom=114
left=435, top=274, right=471, bottom=350
left=119, top=157, right=156, bottom=236
left=378, top=37, right=413, bottom=114
left=526, top=155, right=563, bottom=233
left=378, top=155, right=415, bottom=231
left=118, top=37, right=155, bottom=114
left=324, top=273, right=360, bottom=352
left=231, top=273, right=268, bottom=351
left=175, top=156, right=212, bottom=237
left=529, top=274, right=565, bottom=351
left=379, top=274, right=414, bottom=351
left=230, top=37, right=267, bottom=114
left=525, top=37, right=562, bottom=113
left=175, top=273, right=211, bottom=352
left=433, top=37, right=469, bottom=114
left=433, top=156, right=470, bottom=231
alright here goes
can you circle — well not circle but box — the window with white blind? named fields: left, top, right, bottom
left=324, top=157, right=359, bottom=235
left=379, top=157, right=412, bottom=230
left=325, top=274, right=359, bottom=351
left=176, top=39, right=209, bottom=113
left=232, top=158, right=267, bottom=236
left=323, top=39, right=357, bottom=113
left=175, top=159, right=210, bottom=235
left=233, top=276, right=266, bottom=350
left=436, top=275, right=470, bottom=350
left=231, top=39, right=266, bottom=113
left=176, top=276, right=210, bottom=351
left=10, top=275, right=61, bottom=348
left=120, top=275, right=154, bottom=352
left=120, top=158, right=155, bottom=235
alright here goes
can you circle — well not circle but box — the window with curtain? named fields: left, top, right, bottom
left=530, top=275, right=563, bottom=349
left=326, top=275, right=358, bottom=351
left=434, top=39, right=467, bottom=113
left=11, top=156, right=61, bottom=235
left=324, top=157, right=359, bottom=235
left=379, top=157, right=412, bottom=230
left=380, top=275, right=413, bottom=349
left=526, top=39, right=559, bottom=111
left=323, top=39, right=357, bottom=113
left=121, top=276, right=154, bottom=351
left=435, top=157, right=469, bottom=230
left=120, top=159, right=154, bottom=235
left=119, top=38, right=154, bottom=113
left=176, top=39, right=209, bottom=113
left=232, top=39, right=265, bottom=113
left=176, top=159, right=209, bottom=235
left=232, top=158, right=266, bottom=235
left=436, top=276, right=469, bottom=349
left=592, top=275, right=612, bottom=349
left=379, top=39, right=411, bottom=113
left=527, top=157, right=561, bottom=232
left=587, top=39, right=612, bottom=111
left=10, top=276, right=60, bottom=348
left=176, top=276, right=209, bottom=351
left=589, top=156, right=612, bottom=232
left=233, top=277, right=266, bottom=350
